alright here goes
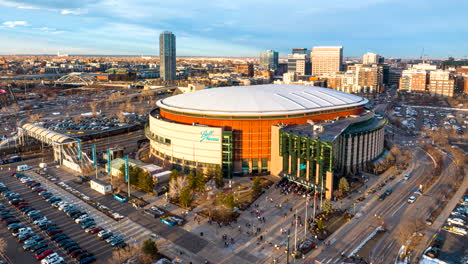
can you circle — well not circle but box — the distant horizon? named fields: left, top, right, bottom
left=0, top=54, right=463, bottom=61
left=0, top=0, right=466, bottom=58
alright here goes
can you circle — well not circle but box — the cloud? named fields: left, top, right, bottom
left=35, top=27, right=55, bottom=31
left=2, top=20, right=29, bottom=27
left=60, top=8, right=87, bottom=15
left=0, top=0, right=87, bottom=15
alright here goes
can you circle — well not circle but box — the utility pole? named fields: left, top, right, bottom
left=313, top=192, right=316, bottom=220
left=125, top=155, right=131, bottom=198
left=294, top=209, right=298, bottom=254
left=304, top=197, right=308, bottom=240
left=92, top=144, right=97, bottom=179
left=286, top=229, right=290, bottom=264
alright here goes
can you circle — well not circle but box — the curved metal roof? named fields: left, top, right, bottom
left=157, top=84, right=368, bottom=116
left=22, top=123, right=76, bottom=144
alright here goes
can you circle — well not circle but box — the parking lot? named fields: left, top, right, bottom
left=390, top=105, right=466, bottom=134
left=0, top=171, right=113, bottom=263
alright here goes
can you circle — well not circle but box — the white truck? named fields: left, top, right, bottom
left=17, top=164, right=33, bottom=172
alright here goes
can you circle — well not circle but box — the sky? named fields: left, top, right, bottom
left=0, top=0, right=467, bottom=58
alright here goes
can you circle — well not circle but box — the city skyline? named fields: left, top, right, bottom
left=0, top=0, right=467, bottom=58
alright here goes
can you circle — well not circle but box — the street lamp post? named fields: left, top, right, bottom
left=286, top=229, right=290, bottom=264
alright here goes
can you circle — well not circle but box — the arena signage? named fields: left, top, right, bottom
left=200, top=130, right=219, bottom=142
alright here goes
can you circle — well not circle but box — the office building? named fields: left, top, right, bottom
left=311, top=46, right=343, bottom=76
left=259, top=50, right=279, bottom=70
left=147, top=84, right=384, bottom=199
left=399, top=70, right=427, bottom=92
left=362, top=52, right=382, bottom=65
left=287, top=54, right=310, bottom=75
left=235, top=63, right=254, bottom=77
left=159, top=31, right=176, bottom=81
left=428, top=70, right=455, bottom=97
left=327, top=64, right=383, bottom=94
left=292, top=48, right=309, bottom=55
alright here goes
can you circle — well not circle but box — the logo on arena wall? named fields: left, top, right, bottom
left=200, top=130, right=219, bottom=142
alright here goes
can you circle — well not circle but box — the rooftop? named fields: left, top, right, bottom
left=281, top=111, right=385, bottom=142
left=156, top=84, right=367, bottom=116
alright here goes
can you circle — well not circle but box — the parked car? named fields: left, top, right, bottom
left=36, top=249, right=54, bottom=260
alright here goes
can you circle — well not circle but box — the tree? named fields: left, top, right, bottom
left=333, top=189, right=343, bottom=199
left=187, top=170, right=196, bottom=189
left=195, top=168, right=206, bottom=192
left=205, top=167, right=215, bottom=180
left=0, top=238, right=7, bottom=254
left=142, top=239, right=158, bottom=257
left=322, top=200, right=333, bottom=214
left=169, top=169, right=180, bottom=183
left=179, top=186, right=192, bottom=208
left=252, top=177, right=262, bottom=195
left=169, top=175, right=188, bottom=199
left=224, top=193, right=236, bottom=210
left=338, top=177, right=350, bottom=192
left=214, top=165, right=224, bottom=188
left=316, top=218, right=325, bottom=230
left=90, top=101, right=98, bottom=116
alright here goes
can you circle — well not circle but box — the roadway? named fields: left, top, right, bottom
left=310, top=148, right=434, bottom=264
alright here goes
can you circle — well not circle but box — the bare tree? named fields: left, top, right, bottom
left=0, top=238, right=7, bottom=255
left=169, top=175, right=188, bottom=199
left=90, top=101, right=98, bottom=116
left=29, top=113, right=42, bottom=122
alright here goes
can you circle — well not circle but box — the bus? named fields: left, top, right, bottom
left=0, top=155, right=22, bottom=165
left=113, top=193, right=129, bottom=203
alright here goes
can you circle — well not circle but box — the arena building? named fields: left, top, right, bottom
left=146, top=84, right=386, bottom=198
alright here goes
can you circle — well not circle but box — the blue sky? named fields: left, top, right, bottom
left=0, top=0, right=467, bottom=58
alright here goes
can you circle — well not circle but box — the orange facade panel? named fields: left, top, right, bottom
left=160, top=107, right=364, bottom=161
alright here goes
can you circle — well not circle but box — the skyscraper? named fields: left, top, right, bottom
left=159, top=31, right=176, bottom=81
left=311, top=46, right=343, bottom=76
left=259, top=50, right=279, bottom=70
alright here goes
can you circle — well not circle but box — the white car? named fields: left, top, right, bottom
left=98, top=230, right=112, bottom=238
left=33, top=217, right=47, bottom=225
left=407, top=196, right=416, bottom=203
left=447, top=218, right=465, bottom=226
left=75, top=216, right=90, bottom=224
left=41, top=255, right=63, bottom=264
left=20, top=177, right=32, bottom=183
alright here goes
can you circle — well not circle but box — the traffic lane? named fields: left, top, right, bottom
left=1, top=173, right=113, bottom=261
left=366, top=159, right=451, bottom=261
left=314, top=154, right=430, bottom=258
left=65, top=180, right=134, bottom=216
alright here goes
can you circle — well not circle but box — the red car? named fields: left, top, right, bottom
left=36, top=249, right=54, bottom=260
left=34, top=188, right=47, bottom=193
left=70, top=249, right=86, bottom=257
left=47, top=230, right=62, bottom=236
left=14, top=202, right=29, bottom=208
left=29, top=183, right=41, bottom=188
left=90, top=227, right=104, bottom=234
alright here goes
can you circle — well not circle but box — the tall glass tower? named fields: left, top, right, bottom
left=259, top=50, right=278, bottom=70
left=159, top=31, right=176, bottom=81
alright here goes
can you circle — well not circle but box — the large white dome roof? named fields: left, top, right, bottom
left=156, top=84, right=368, bottom=116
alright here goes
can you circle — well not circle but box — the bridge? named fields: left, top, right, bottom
left=18, top=123, right=94, bottom=173
left=54, top=72, right=98, bottom=86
